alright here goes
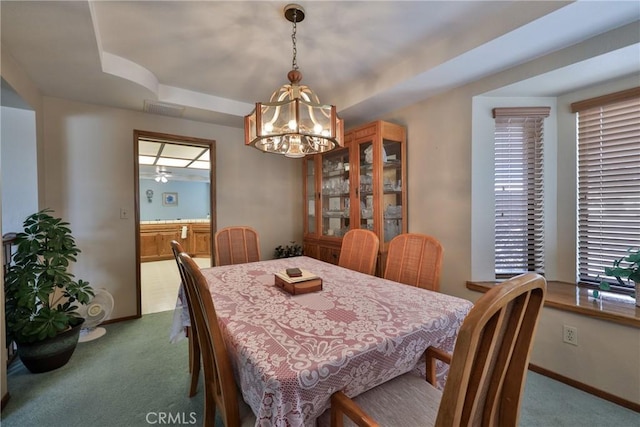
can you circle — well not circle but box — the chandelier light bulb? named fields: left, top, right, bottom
left=285, top=136, right=305, bottom=158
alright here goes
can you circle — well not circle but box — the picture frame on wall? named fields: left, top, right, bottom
left=162, top=192, right=178, bottom=206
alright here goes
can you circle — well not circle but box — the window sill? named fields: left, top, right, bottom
left=466, top=280, right=639, bottom=328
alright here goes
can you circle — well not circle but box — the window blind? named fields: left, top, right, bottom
left=575, top=90, right=640, bottom=291
left=493, top=107, right=549, bottom=277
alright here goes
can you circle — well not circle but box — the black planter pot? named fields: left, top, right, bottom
left=16, top=320, right=84, bottom=373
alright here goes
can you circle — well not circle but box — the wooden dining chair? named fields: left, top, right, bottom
left=321, top=272, right=547, bottom=427
left=383, top=233, right=443, bottom=291
left=338, top=229, right=380, bottom=276
left=179, top=252, right=256, bottom=427
left=214, top=226, right=261, bottom=266
left=170, top=240, right=200, bottom=397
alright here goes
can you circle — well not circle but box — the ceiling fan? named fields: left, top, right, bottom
left=155, top=166, right=172, bottom=183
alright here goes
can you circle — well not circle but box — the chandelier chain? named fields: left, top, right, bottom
left=291, top=9, right=298, bottom=71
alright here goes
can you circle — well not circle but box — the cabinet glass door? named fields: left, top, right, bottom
left=321, top=148, right=350, bottom=237
left=358, top=141, right=374, bottom=233
left=305, top=159, right=317, bottom=235
left=381, top=139, right=403, bottom=244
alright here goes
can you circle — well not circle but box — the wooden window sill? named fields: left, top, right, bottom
left=467, top=280, right=639, bottom=328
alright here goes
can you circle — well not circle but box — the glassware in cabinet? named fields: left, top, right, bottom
left=358, top=141, right=375, bottom=233
left=321, top=147, right=351, bottom=238
left=381, top=139, right=404, bottom=244
left=304, top=158, right=317, bottom=235
left=352, top=121, right=406, bottom=249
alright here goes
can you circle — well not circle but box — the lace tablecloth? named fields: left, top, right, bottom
left=171, top=256, right=472, bottom=427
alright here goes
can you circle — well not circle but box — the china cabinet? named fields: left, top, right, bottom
left=303, top=120, right=406, bottom=272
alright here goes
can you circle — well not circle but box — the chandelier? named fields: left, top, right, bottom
left=244, top=4, right=343, bottom=158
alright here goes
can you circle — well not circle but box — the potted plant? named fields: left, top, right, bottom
left=599, top=247, right=640, bottom=307
left=4, top=209, right=94, bottom=373
left=274, top=241, right=303, bottom=259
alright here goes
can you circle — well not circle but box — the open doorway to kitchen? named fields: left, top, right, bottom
left=134, top=130, right=216, bottom=316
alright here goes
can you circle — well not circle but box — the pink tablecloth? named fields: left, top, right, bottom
left=173, top=256, right=472, bottom=427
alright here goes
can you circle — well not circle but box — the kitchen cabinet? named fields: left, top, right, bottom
left=190, top=223, right=212, bottom=258
left=140, top=221, right=211, bottom=262
left=303, top=120, right=406, bottom=271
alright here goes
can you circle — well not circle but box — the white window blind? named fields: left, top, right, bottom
left=493, top=107, right=550, bottom=278
left=573, top=88, right=640, bottom=291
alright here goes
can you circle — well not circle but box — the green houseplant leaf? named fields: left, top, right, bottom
left=4, top=209, right=94, bottom=344
left=274, top=241, right=303, bottom=259
left=599, top=247, right=640, bottom=293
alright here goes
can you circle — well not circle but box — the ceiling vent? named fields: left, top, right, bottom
left=143, top=100, right=185, bottom=117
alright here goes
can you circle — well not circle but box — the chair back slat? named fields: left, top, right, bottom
left=435, top=273, right=546, bottom=427
left=214, top=226, right=261, bottom=266
left=482, top=293, right=530, bottom=425
left=383, top=233, right=443, bottom=291
left=171, top=240, right=189, bottom=290
left=179, top=252, right=242, bottom=427
left=170, top=240, right=200, bottom=397
left=338, top=229, right=380, bottom=275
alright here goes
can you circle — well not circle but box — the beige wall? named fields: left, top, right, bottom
left=40, top=97, right=302, bottom=320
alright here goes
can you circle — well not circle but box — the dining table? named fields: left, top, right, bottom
left=170, top=256, right=473, bottom=427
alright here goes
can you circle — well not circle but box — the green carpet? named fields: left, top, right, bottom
left=2, top=310, right=638, bottom=426
left=2, top=311, right=204, bottom=426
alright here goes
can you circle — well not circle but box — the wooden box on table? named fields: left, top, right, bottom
left=274, top=269, right=323, bottom=295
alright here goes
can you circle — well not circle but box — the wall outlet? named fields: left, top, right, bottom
left=120, top=208, right=129, bottom=220
left=563, top=325, right=578, bottom=346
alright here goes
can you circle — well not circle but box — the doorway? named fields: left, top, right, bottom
left=134, top=130, right=216, bottom=316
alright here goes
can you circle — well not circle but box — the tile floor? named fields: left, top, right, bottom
left=140, top=257, right=211, bottom=315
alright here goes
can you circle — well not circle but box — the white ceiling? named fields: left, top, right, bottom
left=1, top=1, right=639, bottom=128
left=138, top=139, right=211, bottom=182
